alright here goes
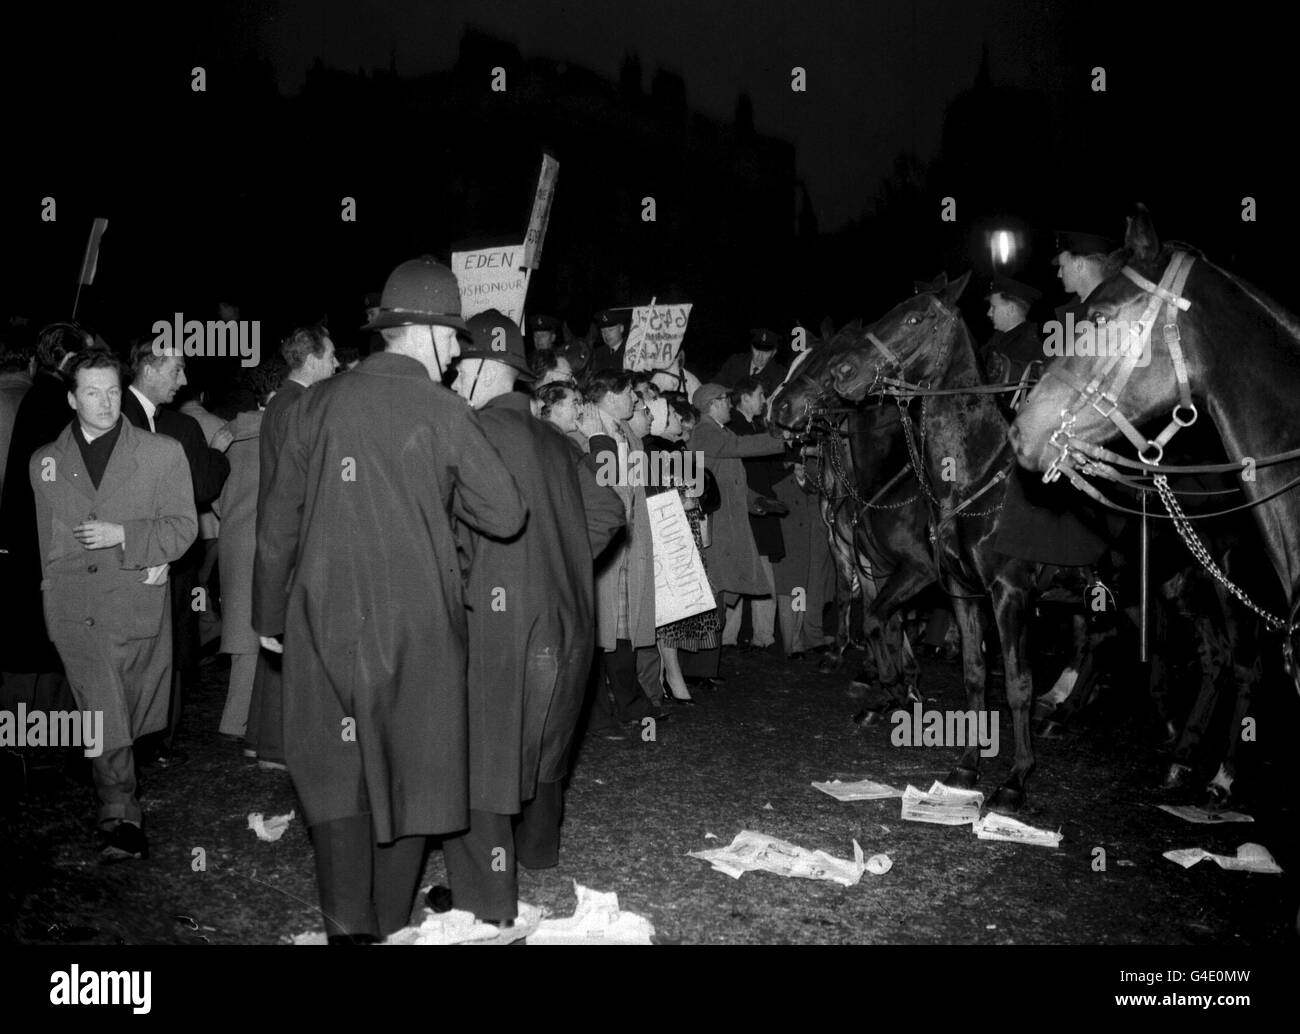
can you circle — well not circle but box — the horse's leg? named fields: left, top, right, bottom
left=988, top=572, right=1035, bottom=812
left=853, top=563, right=932, bottom=725
left=943, top=594, right=987, bottom=789
left=1207, top=590, right=1259, bottom=811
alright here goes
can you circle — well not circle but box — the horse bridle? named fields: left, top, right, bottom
left=1042, top=250, right=1198, bottom=483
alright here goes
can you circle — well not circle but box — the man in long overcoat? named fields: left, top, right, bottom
left=31, top=350, right=196, bottom=861
left=245, top=327, right=339, bottom=767
left=438, top=310, right=624, bottom=923
left=253, top=256, right=526, bottom=943
left=690, top=383, right=787, bottom=647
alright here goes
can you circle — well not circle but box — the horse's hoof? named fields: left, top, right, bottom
left=988, top=785, right=1025, bottom=813
left=943, top=766, right=980, bottom=789
left=1160, top=762, right=1193, bottom=791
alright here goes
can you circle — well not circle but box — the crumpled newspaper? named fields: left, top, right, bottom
left=385, top=902, right=544, bottom=945
left=1163, top=842, right=1282, bottom=874
left=1156, top=803, right=1254, bottom=824
left=689, top=830, right=886, bottom=886
left=248, top=810, right=294, bottom=842
left=972, top=812, right=1062, bottom=848
left=528, top=881, right=655, bottom=945
left=811, top=777, right=902, bottom=801
left=900, top=782, right=984, bottom=825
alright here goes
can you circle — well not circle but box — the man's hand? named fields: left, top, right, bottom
left=259, top=635, right=284, bottom=655
left=141, top=563, right=169, bottom=586
left=74, top=520, right=125, bottom=550
left=576, top=402, right=605, bottom=439
left=211, top=425, right=235, bottom=453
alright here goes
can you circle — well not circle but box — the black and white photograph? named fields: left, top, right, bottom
left=1, top=0, right=1294, bottom=1007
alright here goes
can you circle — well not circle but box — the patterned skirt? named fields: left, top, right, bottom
left=658, top=504, right=721, bottom=651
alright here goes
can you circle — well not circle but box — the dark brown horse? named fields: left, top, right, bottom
left=767, top=326, right=932, bottom=714
left=1011, top=206, right=1300, bottom=692
left=830, top=273, right=1041, bottom=810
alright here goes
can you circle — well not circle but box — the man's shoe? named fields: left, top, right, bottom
left=426, top=885, right=453, bottom=913
left=99, top=821, right=148, bottom=863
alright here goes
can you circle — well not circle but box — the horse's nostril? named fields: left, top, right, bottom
left=1007, top=423, right=1021, bottom=450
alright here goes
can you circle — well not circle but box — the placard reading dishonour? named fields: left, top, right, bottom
left=623, top=303, right=692, bottom=372
left=451, top=243, right=527, bottom=323
left=646, top=490, right=715, bottom=626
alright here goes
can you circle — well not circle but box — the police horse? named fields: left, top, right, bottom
left=1011, top=205, right=1294, bottom=806
left=768, top=323, right=932, bottom=719
left=829, top=272, right=1044, bottom=811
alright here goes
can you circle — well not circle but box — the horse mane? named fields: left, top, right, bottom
left=1175, top=244, right=1300, bottom=344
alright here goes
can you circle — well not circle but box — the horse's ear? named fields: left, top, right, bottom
left=938, top=270, right=972, bottom=308
left=1126, top=203, right=1159, bottom=261
left=820, top=316, right=835, bottom=341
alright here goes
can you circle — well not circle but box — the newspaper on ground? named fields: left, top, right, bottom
left=1156, top=803, right=1254, bottom=824
left=972, top=811, right=1063, bottom=848
left=688, top=830, right=868, bottom=886
left=900, top=782, right=984, bottom=825
left=384, top=901, right=544, bottom=945
left=248, top=810, right=294, bottom=842
left=1162, top=842, right=1283, bottom=874
left=812, top=777, right=902, bottom=801
left=528, top=881, right=655, bottom=945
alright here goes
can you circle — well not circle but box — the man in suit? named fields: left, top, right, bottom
left=120, top=339, right=231, bottom=769
left=254, top=256, right=527, bottom=944
left=730, top=376, right=786, bottom=650
left=244, top=326, right=339, bottom=768
left=712, top=328, right=789, bottom=394
left=30, top=350, right=196, bottom=860
left=432, top=310, right=624, bottom=926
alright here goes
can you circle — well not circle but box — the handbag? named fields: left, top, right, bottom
left=700, top=468, right=721, bottom=515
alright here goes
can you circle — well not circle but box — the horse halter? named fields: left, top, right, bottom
left=859, top=303, right=960, bottom=398
left=1043, top=250, right=1197, bottom=484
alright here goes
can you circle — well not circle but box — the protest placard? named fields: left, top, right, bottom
left=623, top=302, right=692, bottom=372
left=646, top=489, right=714, bottom=626
left=451, top=243, right=528, bottom=323
left=522, top=153, right=559, bottom=269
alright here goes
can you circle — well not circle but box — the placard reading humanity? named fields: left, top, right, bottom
left=623, top=303, right=693, bottom=372
left=646, top=490, right=715, bottom=626
left=451, top=243, right=527, bottom=323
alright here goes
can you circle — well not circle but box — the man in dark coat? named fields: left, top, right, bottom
left=588, top=309, right=630, bottom=372
left=245, top=326, right=339, bottom=767
left=253, top=256, right=527, bottom=943
left=712, top=328, right=789, bottom=394
left=978, top=276, right=1043, bottom=384
left=0, top=323, right=94, bottom=713
left=730, top=376, right=785, bottom=649
left=436, top=310, right=624, bottom=924
left=994, top=231, right=1122, bottom=567
left=121, top=339, right=231, bottom=768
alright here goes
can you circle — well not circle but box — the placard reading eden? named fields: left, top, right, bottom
left=623, top=303, right=693, bottom=372
left=451, top=243, right=528, bottom=323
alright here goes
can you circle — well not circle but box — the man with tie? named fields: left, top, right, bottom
left=120, top=339, right=230, bottom=769
left=30, top=350, right=196, bottom=860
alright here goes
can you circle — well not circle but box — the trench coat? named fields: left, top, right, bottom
left=461, top=392, right=624, bottom=814
left=589, top=413, right=658, bottom=650
left=1, top=370, right=75, bottom=673
left=252, top=352, right=526, bottom=842
left=29, top=420, right=197, bottom=751
left=215, top=409, right=262, bottom=655
left=690, top=415, right=787, bottom=596
left=733, top=412, right=786, bottom=562
left=770, top=468, right=833, bottom=597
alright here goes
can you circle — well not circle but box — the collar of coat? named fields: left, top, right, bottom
left=46, top=415, right=148, bottom=503
left=481, top=390, right=532, bottom=415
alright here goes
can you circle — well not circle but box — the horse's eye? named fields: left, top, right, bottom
left=906, top=315, right=919, bottom=325
left=1090, top=312, right=1106, bottom=324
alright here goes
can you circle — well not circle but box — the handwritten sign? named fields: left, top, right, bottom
left=451, top=243, right=527, bottom=323
left=646, top=490, right=714, bottom=626
left=523, top=154, right=559, bottom=269
left=623, top=303, right=693, bottom=372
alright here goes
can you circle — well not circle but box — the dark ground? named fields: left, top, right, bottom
left=3, top=647, right=1297, bottom=945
